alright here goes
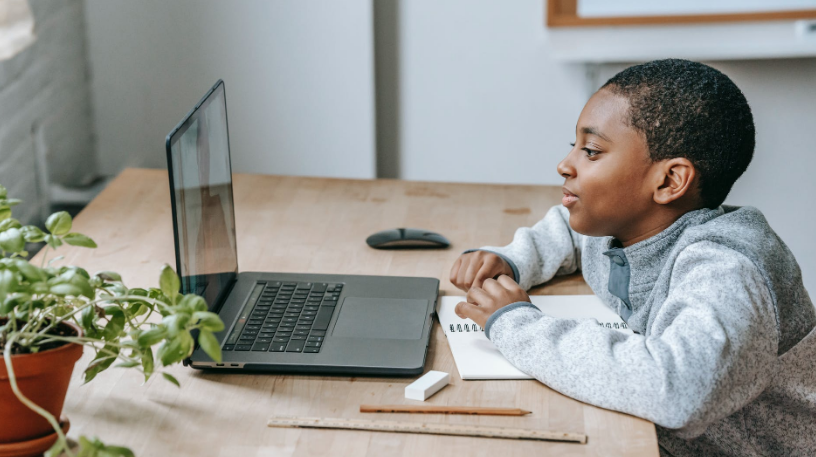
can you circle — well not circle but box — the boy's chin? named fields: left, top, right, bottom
left=567, top=214, right=609, bottom=238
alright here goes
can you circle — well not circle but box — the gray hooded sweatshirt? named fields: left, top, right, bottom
left=476, top=205, right=816, bottom=456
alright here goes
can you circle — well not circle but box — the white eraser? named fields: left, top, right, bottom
left=405, top=370, right=450, bottom=401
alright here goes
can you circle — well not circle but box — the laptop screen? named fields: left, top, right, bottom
left=165, top=80, right=238, bottom=310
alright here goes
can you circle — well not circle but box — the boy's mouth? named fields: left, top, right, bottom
left=562, top=187, right=579, bottom=207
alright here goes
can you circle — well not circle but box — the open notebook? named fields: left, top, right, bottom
left=437, top=295, right=632, bottom=380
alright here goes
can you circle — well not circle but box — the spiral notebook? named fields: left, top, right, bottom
left=437, top=295, right=632, bottom=380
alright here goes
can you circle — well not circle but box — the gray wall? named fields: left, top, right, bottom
left=377, top=0, right=816, bottom=293
left=83, top=0, right=376, bottom=179
left=0, top=0, right=96, bottom=224
left=81, top=0, right=815, bottom=294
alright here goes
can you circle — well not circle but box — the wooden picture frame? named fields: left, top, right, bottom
left=547, top=0, right=816, bottom=27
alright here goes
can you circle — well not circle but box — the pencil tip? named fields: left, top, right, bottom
left=522, top=410, right=532, bottom=415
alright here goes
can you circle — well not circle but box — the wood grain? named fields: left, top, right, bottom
left=42, top=168, right=657, bottom=456
left=546, top=0, right=816, bottom=28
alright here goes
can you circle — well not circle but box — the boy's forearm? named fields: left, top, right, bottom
left=478, top=205, right=583, bottom=290
left=486, top=243, right=778, bottom=437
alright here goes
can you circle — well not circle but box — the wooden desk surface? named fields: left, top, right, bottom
left=50, top=168, right=658, bottom=456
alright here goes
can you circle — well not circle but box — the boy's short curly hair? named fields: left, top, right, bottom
left=601, top=59, right=755, bottom=209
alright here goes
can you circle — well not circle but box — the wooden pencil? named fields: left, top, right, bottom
left=360, top=405, right=532, bottom=416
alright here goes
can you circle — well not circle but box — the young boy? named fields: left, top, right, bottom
left=450, top=59, right=816, bottom=456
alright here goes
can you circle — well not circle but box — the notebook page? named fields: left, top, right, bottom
left=437, top=295, right=632, bottom=380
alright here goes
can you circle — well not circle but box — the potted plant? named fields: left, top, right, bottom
left=0, top=183, right=225, bottom=457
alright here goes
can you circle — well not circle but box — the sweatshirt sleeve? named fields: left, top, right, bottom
left=475, top=205, right=584, bottom=291
left=486, top=240, right=779, bottom=438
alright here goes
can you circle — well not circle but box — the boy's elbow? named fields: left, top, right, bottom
left=650, top=399, right=710, bottom=438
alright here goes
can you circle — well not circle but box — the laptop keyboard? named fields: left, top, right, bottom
left=222, top=281, right=343, bottom=354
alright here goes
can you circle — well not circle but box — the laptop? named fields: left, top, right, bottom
left=166, top=80, right=439, bottom=375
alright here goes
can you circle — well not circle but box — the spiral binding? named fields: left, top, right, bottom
left=447, top=321, right=628, bottom=333
left=450, top=323, right=484, bottom=333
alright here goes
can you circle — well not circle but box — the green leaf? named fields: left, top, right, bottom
left=63, top=233, right=97, bottom=248
left=0, top=184, right=6, bottom=199
left=102, top=308, right=125, bottom=341
left=162, top=313, right=190, bottom=337
left=159, top=265, right=180, bottom=304
left=136, top=327, right=167, bottom=347
left=0, top=227, right=25, bottom=253
left=81, top=304, right=99, bottom=331
left=162, top=372, right=181, bottom=388
left=14, top=259, right=45, bottom=282
left=45, top=211, right=72, bottom=236
left=44, top=234, right=63, bottom=249
left=141, top=348, right=154, bottom=382
left=197, top=330, right=222, bottom=362
left=192, top=311, right=224, bottom=332
left=1, top=198, right=21, bottom=207
left=114, top=360, right=140, bottom=368
left=83, top=345, right=120, bottom=383
left=97, top=271, right=122, bottom=282
left=178, top=294, right=207, bottom=313
left=20, top=225, right=45, bottom=243
left=0, top=270, right=16, bottom=303
left=0, top=207, right=10, bottom=221
left=0, top=218, right=21, bottom=232
left=50, top=283, right=82, bottom=296
left=156, top=338, right=182, bottom=366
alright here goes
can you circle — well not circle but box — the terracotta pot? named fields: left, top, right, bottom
left=0, top=321, right=83, bottom=444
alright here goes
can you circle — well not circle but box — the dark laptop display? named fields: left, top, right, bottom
left=166, top=82, right=237, bottom=311
left=165, top=80, right=438, bottom=375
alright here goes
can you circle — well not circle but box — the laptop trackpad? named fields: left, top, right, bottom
left=331, top=297, right=428, bottom=340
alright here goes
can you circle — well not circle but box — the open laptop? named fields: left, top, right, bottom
left=167, top=80, right=439, bottom=375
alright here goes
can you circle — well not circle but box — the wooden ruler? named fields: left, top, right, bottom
left=267, top=416, right=587, bottom=444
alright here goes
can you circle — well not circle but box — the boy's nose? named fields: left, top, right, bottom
left=557, top=153, right=575, bottom=178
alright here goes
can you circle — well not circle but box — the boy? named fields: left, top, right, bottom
left=450, top=59, right=816, bottom=456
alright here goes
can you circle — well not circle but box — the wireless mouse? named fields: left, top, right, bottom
left=366, top=228, right=451, bottom=249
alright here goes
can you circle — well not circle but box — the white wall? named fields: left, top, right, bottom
left=389, top=0, right=816, bottom=294
left=83, top=0, right=375, bottom=179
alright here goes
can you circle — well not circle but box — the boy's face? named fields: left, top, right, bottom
left=557, top=89, right=662, bottom=239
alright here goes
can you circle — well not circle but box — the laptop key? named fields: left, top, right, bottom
left=270, top=343, right=287, bottom=352
left=222, top=345, right=235, bottom=351
left=293, top=330, right=310, bottom=336
left=286, top=340, right=306, bottom=352
left=306, top=341, right=321, bottom=347
left=256, top=338, right=273, bottom=344
left=310, top=330, right=326, bottom=336
left=252, top=343, right=270, bottom=352
left=273, top=336, right=290, bottom=343
left=307, top=336, right=324, bottom=342
left=304, top=347, right=320, bottom=353
left=290, top=335, right=307, bottom=340
left=235, top=344, right=252, bottom=351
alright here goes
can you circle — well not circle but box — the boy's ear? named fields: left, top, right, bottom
left=652, top=158, right=696, bottom=205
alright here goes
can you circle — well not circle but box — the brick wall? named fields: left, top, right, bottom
left=0, top=0, right=97, bottom=225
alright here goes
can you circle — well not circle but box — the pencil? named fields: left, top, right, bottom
left=359, top=405, right=532, bottom=416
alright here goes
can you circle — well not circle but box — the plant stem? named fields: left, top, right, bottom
left=39, top=245, right=49, bottom=268
left=37, top=295, right=171, bottom=338
left=3, top=333, right=75, bottom=457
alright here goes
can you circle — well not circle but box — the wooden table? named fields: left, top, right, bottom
left=49, top=168, right=658, bottom=456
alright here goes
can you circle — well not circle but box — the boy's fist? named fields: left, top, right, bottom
left=449, top=251, right=514, bottom=291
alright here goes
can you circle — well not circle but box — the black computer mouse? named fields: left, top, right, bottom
left=366, top=228, right=451, bottom=249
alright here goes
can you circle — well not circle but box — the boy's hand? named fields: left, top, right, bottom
left=455, top=275, right=530, bottom=328
left=449, top=251, right=514, bottom=292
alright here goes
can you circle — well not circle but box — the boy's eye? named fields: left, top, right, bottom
left=583, top=148, right=600, bottom=158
